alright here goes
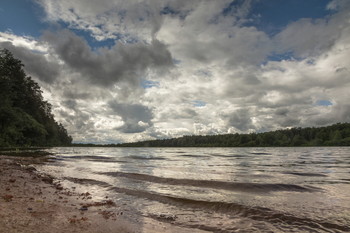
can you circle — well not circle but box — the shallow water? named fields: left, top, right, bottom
left=38, top=147, right=350, bottom=232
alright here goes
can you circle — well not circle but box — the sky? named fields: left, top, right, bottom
left=1, top=0, right=350, bottom=144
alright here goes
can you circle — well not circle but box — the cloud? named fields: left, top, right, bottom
left=35, top=0, right=197, bottom=41
left=220, top=108, right=255, bottom=132
left=42, top=29, right=173, bottom=87
left=0, top=32, right=47, bottom=52
left=327, top=0, right=350, bottom=10
left=274, top=18, right=338, bottom=58
left=274, top=2, right=350, bottom=58
left=158, top=2, right=271, bottom=67
left=108, top=102, right=154, bottom=133
left=0, top=39, right=61, bottom=83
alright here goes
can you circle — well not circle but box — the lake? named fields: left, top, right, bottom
left=37, top=147, right=350, bottom=232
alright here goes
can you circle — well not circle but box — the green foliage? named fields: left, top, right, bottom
left=0, top=49, right=72, bottom=147
left=116, top=123, right=350, bottom=147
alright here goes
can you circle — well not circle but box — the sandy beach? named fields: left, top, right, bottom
left=0, top=155, right=207, bottom=233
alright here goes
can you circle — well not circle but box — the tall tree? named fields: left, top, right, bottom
left=0, top=49, right=72, bottom=147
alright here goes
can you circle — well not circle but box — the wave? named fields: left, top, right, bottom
left=63, top=177, right=111, bottom=187
left=108, top=186, right=350, bottom=232
left=250, top=152, right=271, bottom=155
left=57, top=155, right=126, bottom=164
left=62, top=155, right=114, bottom=160
left=178, top=154, right=211, bottom=158
left=54, top=173, right=346, bottom=232
left=284, top=172, right=328, bottom=177
left=61, top=154, right=167, bottom=162
left=212, top=154, right=246, bottom=158
left=123, top=155, right=166, bottom=160
left=100, top=171, right=321, bottom=193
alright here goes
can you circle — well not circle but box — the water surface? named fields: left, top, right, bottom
left=38, top=147, right=350, bottom=232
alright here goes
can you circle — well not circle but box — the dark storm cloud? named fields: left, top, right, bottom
left=108, top=101, right=153, bottom=133
left=272, top=108, right=300, bottom=127
left=58, top=102, right=92, bottom=132
left=279, top=117, right=301, bottom=128
left=275, top=108, right=289, bottom=116
left=62, top=89, right=91, bottom=100
left=62, top=99, right=77, bottom=109
left=0, top=41, right=60, bottom=83
left=221, top=108, right=254, bottom=132
left=42, top=29, right=173, bottom=87
left=306, top=104, right=350, bottom=127
left=158, top=107, right=198, bottom=120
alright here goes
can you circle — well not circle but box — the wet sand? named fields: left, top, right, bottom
left=0, top=155, right=207, bottom=233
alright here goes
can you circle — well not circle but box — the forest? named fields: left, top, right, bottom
left=117, top=123, right=350, bottom=147
left=0, top=49, right=72, bottom=147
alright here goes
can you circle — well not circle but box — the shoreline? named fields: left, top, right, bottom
left=0, top=155, right=206, bottom=233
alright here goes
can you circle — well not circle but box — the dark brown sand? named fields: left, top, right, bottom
left=0, top=156, right=207, bottom=233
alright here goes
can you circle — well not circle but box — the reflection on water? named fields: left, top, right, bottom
left=38, top=147, right=350, bottom=232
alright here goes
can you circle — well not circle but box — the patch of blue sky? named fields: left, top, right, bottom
left=192, top=100, right=206, bottom=107
left=225, top=0, right=332, bottom=36
left=0, top=0, right=47, bottom=38
left=267, top=51, right=296, bottom=62
left=222, top=0, right=246, bottom=17
left=306, top=59, right=316, bottom=65
left=141, top=80, right=160, bottom=89
left=161, top=6, right=180, bottom=16
left=59, top=22, right=117, bottom=49
left=196, top=69, right=212, bottom=77
left=124, top=36, right=140, bottom=44
left=160, top=6, right=189, bottom=20
left=316, top=100, right=333, bottom=106
left=173, top=59, right=181, bottom=65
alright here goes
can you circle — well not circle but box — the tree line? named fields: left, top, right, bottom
left=0, top=49, right=72, bottom=147
left=116, top=123, right=350, bottom=147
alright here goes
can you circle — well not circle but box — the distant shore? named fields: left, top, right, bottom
left=0, top=155, right=204, bottom=233
left=74, top=123, right=350, bottom=147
